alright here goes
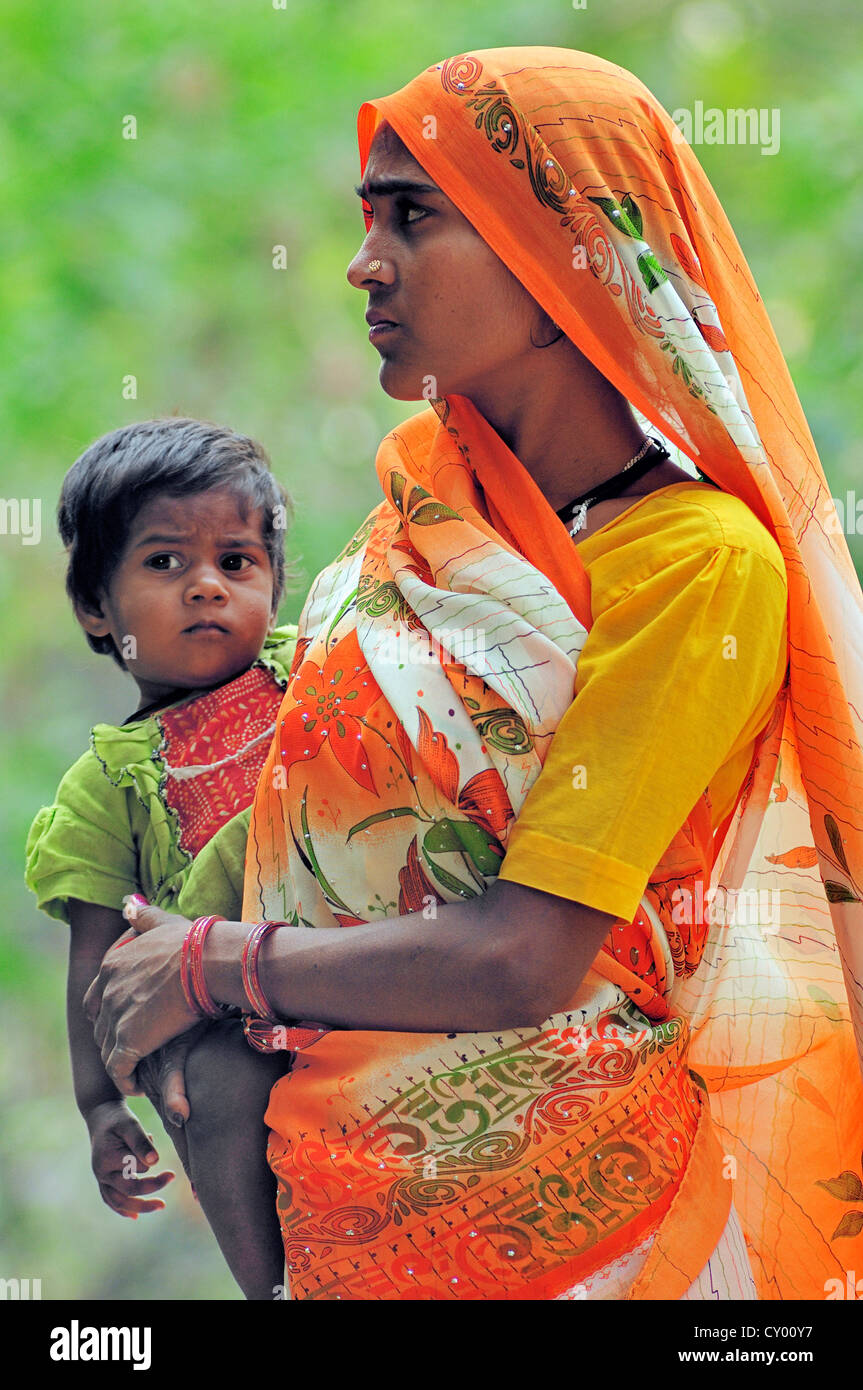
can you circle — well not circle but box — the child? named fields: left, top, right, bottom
left=26, top=417, right=301, bottom=1300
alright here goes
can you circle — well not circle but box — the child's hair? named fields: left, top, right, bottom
left=58, top=417, right=293, bottom=669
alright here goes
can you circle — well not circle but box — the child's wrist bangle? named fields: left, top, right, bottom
left=180, top=915, right=229, bottom=1018
left=241, top=921, right=285, bottom=1020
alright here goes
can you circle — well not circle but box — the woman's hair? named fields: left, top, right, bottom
left=58, top=417, right=293, bottom=667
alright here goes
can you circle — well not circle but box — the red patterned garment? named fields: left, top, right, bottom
left=26, top=626, right=301, bottom=979
left=160, top=663, right=294, bottom=859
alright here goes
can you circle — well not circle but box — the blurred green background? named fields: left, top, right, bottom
left=1, top=0, right=860, bottom=1299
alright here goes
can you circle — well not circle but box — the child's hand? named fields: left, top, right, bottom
left=85, top=1099, right=175, bottom=1219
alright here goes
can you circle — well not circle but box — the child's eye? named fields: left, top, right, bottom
left=220, top=554, right=254, bottom=572
left=145, top=553, right=181, bottom=571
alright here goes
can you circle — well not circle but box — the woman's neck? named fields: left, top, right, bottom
left=465, top=340, right=647, bottom=512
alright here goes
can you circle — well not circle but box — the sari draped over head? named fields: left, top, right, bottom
left=243, top=47, right=863, bottom=1300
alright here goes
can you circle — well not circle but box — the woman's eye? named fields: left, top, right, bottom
left=220, top=554, right=253, bottom=572
left=145, top=553, right=180, bottom=571
left=362, top=200, right=428, bottom=230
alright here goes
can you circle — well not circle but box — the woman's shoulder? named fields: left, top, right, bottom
left=581, top=480, right=787, bottom=586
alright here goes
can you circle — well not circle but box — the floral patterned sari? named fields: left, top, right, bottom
left=243, top=48, right=863, bottom=1299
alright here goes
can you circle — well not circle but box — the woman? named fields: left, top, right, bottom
left=86, top=47, right=863, bottom=1300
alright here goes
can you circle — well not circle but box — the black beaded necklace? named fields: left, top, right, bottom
left=556, top=436, right=670, bottom=537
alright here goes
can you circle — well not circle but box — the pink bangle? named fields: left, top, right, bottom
left=241, top=921, right=284, bottom=1020
left=180, top=915, right=229, bottom=1019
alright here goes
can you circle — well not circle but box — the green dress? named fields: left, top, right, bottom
left=25, top=626, right=297, bottom=926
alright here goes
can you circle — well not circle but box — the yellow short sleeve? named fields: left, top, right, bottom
left=499, top=484, right=788, bottom=922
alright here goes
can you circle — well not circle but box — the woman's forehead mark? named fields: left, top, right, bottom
left=362, top=126, right=438, bottom=193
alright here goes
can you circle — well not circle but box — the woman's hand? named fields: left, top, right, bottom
left=136, top=1027, right=212, bottom=1128
left=83, top=907, right=202, bottom=1095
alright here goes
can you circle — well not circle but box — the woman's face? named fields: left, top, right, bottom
left=347, top=124, right=550, bottom=402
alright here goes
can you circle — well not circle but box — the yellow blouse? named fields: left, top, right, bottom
left=498, top=481, right=789, bottom=922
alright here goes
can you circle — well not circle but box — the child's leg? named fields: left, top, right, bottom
left=181, top=1017, right=292, bottom=1301
left=137, top=1019, right=291, bottom=1300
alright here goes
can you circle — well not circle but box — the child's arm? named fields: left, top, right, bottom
left=67, top=899, right=175, bottom=1218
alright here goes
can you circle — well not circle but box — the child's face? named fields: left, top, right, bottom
left=78, top=488, right=277, bottom=704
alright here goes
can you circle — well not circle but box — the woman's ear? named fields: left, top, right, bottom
left=73, top=596, right=112, bottom=639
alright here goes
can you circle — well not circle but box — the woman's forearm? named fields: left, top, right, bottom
left=202, top=882, right=615, bottom=1033
left=82, top=887, right=617, bottom=1094
left=202, top=904, right=532, bottom=1032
